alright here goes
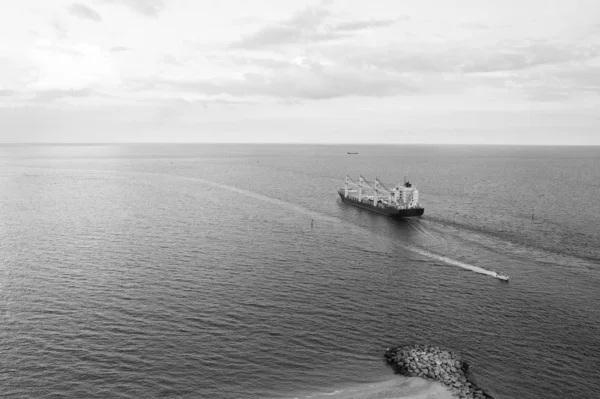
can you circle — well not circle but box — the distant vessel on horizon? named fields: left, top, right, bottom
left=338, top=173, right=424, bottom=219
left=347, top=152, right=358, bottom=155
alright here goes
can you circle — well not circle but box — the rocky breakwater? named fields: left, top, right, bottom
left=384, top=344, right=493, bottom=399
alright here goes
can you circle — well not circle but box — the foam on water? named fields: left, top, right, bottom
left=289, top=377, right=454, bottom=399
left=409, top=246, right=500, bottom=278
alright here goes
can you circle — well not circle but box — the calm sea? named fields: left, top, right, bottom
left=1, top=144, right=599, bottom=399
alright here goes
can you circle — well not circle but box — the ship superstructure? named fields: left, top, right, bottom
left=338, top=173, right=424, bottom=218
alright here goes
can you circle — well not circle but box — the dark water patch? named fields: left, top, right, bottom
left=426, top=213, right=600, bottom=265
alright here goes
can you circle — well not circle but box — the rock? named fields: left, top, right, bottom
left=383, top=344, right=494, bottom=399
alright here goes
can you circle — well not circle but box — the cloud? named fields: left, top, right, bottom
left=30, top=88, right=94, bottom=102
left=161, top=97, right=259, bottom=110
left=461, top=57, right=600, bottom=102
left=230, top=4, right=402, bottom=49
left=0, top=89, right=109, bottom=107
left=514, top=63, right=600, bottom=101
left=334, top=17, right=405, bottom=32
left=161, top=54, right=183, bottom=65
left=555, top=64, right=600, bottom=93
left=232, top=25, right=345, bottom=49
left=461, top=22, right=491, bottom=30
left=110, top=46, right=130, bottom=52
left=209, top=53, right=292, bottom=70
left=30, top=40, right=118, bottom=91
left=68, top=3, right=103, bottom=22
left=526, top=87, right=571, bottom=102
left=231, top=5, right=338, bottom=49
left=316, top=38, right=600, bottom=77
left=51, top=19, right=68, bottom=40
left=460, top=41, right=600, bottom=73
left=147, top=58, right=417, bottom=100
left=99, top=0, right=165, bottom=17
left=214, top=33, right=600, bottom=103
left=230, top=5, right=599, bottom=80
left=36, top=40, right=83, bottom=56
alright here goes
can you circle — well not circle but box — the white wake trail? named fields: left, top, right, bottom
left=409, top=246, right=498, bottom=277
left=20, top=166, right=501, bottom=279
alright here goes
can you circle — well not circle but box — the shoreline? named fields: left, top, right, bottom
left=384, top=344, right=494, bottom=399
left=291, top=376, right=455, bottom=399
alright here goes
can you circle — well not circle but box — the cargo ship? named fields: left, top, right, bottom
left=338, top=174, right=424, bottom=219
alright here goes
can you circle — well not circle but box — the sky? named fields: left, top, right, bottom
left=1, top=0, right=599, bottom=144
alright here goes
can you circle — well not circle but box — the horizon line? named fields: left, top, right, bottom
left=1, top=142, right=599, bottom=147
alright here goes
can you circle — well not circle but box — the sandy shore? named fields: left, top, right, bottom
left=300, top=376, right=454, bottom=399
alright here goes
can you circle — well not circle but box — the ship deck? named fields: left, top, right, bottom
left=338, top=190, right=424, bottom=217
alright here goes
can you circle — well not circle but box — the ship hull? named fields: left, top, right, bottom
left=338, top=191, right=424, bottom=219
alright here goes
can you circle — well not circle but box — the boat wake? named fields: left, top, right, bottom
left=197, top=177, right=505, bottom=280
left=20, top=166, right=507, bottom=281
left=408, top=246, right=503, bottom=279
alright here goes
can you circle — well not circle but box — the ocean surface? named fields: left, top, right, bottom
left=1, top=144, right=599, bottom=399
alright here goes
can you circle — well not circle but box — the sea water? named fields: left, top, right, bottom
left=1, top=144, right=599, bottom=399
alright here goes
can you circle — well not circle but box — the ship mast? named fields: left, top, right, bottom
left=358, top=175, right=364, bottom=201
left=344, top=175, right=349, bottom=197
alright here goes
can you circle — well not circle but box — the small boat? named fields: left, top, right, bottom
left=347, top=152, right=358, bottom=155
left=494, top=272, right=509, bottom=281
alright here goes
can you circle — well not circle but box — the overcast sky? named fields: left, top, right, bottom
left=1, top=0, right=599, bottom=144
